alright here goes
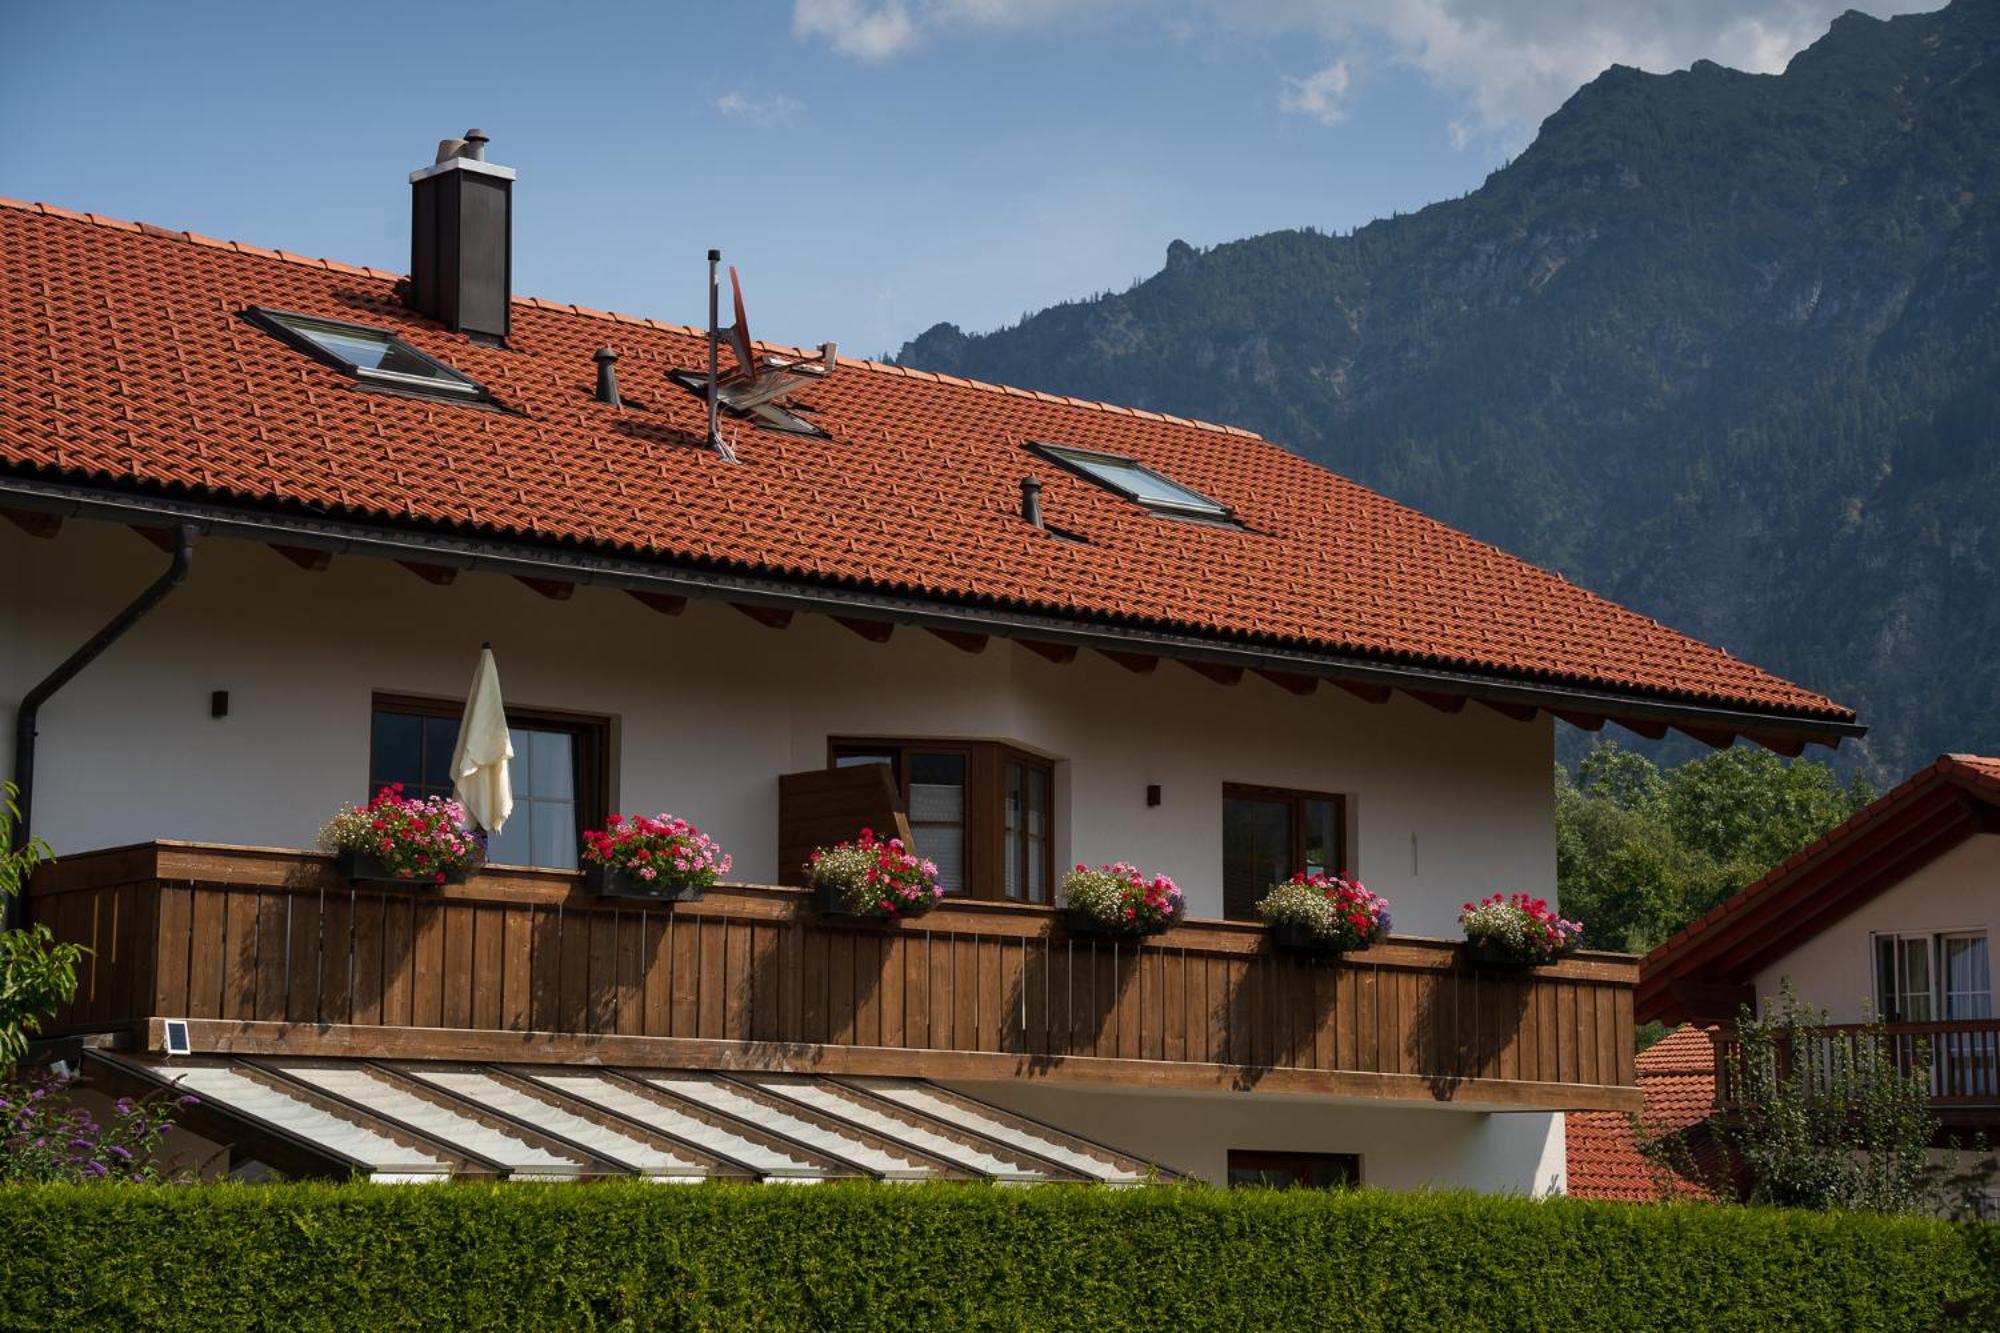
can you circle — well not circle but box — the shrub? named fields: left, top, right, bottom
left=0, top=1064, right=189, bottom=1184
left=1063, top=863, right=1183, bottom=934
left=318, top=785, right=484, bottom=884
left=806, top=829, right=941, bottom=919
left=1459, top=892, right=1582, bottom=964
left=581, top=814, right=731, bottom=891
left=0, top=782, right=81, bottom=1066
left=1257, top=873, right=1390, bottom=950
left=0, top=1182, right=1994, bottom=1331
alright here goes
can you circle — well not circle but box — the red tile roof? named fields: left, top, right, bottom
left=1566, top=1025, right=1721, bottom=1203
left=0, top=198, right=1852, bottom=726
left=1638, top=754, right=2000, bottom=1022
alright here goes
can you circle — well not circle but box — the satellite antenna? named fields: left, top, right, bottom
left=675, top=253, right=837, bottom=447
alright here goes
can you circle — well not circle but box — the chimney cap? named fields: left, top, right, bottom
left=592, top=345, right=619, bottom=362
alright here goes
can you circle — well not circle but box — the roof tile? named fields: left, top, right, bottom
left=0, top=203, right=1853, bottom=722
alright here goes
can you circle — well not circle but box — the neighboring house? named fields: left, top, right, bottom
left=1640, top=755, right=2000, bottom=1146
left=0, top=133, right=1860, bottom=1190
left=1565, top=1024, right=1720, bottom=1202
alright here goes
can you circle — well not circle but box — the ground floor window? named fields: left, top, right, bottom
left=1226, top=1150, right=1360, bottom=1189
left=1221, top=783, right=1347, bottom=920
left=829, top=738, right=1054, bottom=901
left=370, top=694, right=608, bottom=871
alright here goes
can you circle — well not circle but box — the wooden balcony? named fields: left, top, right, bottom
left=1713, top=1019, right=2000, bottom=1130
left=29, top=842, right=1641, bottom=1112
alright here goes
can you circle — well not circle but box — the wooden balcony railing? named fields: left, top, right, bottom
left=29, top=842, right=1641, bottom=1111
left=1713, top=1019, right=2000, bottom=1112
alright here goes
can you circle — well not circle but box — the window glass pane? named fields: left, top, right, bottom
left=531, top=800, right=578, bottom=871
left=269, top=312, right=477, bottom=387
left=1027, top=768, right=1049, bottom=904
left=1223, top=795, right=1291, bottom=920
left=527, top=729, right=575, bottom=800
left=1945, top=936, right=1992, bottom=1020
left=1044, top=446, right=1228, bottom=516
left=1899, top=937, right=1934, bottom=1021
left=1004, top=763, right=1023, bottom=899
left=371, top=711, right=422, bottom=794
left=917, top=826, right=965, bottom=893
left=486, top=809, right=529, bottom=866
left=1303, top=799, right=1340, bottom=879
left=1876, top=936, right=1899, bottom=1020
left=421, top=715, right=460, bottom=798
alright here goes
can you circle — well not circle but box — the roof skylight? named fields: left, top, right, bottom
left=246, top=307, right=487, bottom=400
left=1030, top=442, right=1234, bottom=522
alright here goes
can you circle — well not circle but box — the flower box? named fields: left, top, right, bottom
left=581, top=813, right=729, bottom=902
left=1062, top=863, right=1183, bottom=938
left=587, top=862, right=704, bottom=903
left=320, top=787, right=484, bottom=887
left=1257, top=874, right=1389, bottom=955
left=333, top=848, right=464, bottom=888
left=1465, top=937, right=1549, bottom=969
left=1458, top=893, right=1581, bottom=969
left=805, top=829, right=942, bottom=922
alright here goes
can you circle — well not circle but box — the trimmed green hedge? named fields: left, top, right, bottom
left=1, top=1183, right=1994, bottom=1331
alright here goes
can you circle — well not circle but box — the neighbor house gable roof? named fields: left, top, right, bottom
left=1565, top=1024, right=1722, bottom=1203
left=0, top=198, right=1855, bottom=740
left=1638, top=755, right=2000, bottom=1024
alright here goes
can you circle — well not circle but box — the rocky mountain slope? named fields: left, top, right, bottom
left=897, top=1, right=2000, bottom=779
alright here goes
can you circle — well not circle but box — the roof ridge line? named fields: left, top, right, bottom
left=0, top=194, right=1264, bottom=443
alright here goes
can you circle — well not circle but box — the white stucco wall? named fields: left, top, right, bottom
left=1751, top=835, right=2000, bottom=1025
left=0, top=522, right=1558, bottom=936
left=948, top=1079, right=1565, bottom=1193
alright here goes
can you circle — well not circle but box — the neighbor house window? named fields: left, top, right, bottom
left=1874, top=931, right=1991, bottom=1022
left=246, top=306, right=487, bottom=401
left=1221, top=784, right=1346, bottom=920
left=830, top=739, right=1055, bottom=902
left=1226, top=1150, right=1359, bottom=1189
left=370, top=695, right=607, bottom=871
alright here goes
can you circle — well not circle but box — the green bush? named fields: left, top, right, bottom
left=0, top=1182, right=1993, bottom=1331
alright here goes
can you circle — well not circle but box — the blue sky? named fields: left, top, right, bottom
left=0, top=0, right=1929, bottom=355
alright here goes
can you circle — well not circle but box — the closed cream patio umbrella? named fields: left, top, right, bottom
left=450, top=643, right=514, bottom=834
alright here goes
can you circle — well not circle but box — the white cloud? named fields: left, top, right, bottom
left=1279, top=60, right=1352, bottom=124
left=791, top=0, right=921, bottom=61
left=714, top=90, right=806, bottom=128
left=791, top=0, right=1918, bottom=139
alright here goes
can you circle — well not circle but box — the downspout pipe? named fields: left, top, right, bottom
left=7, top=523, right=195, bottom=925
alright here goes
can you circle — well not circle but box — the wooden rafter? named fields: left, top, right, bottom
left=1254, top=669, right=1318, bottom=696
left=1553, top=710, right=1607, bottom=731
left=1017, top=639, right=1078, bottom=665
left=626, top=590, right=687, bottom=616
left=733, top=603, right=794, bottom=630
left=926, top=627, right=989, bottom=654
left=1479, top=699, right=1539, bottom=723
left=1407, top=690, right=1467, bottom=714
left=1097, top=649, right=1159, bottom=675
left=516, top=575, right=575, bottom=601
left=1180, top=660, right=1244, bottom=687
left=2, top=507, right=61, bottom=538
left=832, top=615, right=895, bottom=643
left=398, top=560, right=459, bottom=586
left=1336, top=681, right=1393, bottom=705
left=271, top=544, right=331, bottom=572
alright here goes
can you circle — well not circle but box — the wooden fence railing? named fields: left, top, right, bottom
left=30, top=842, right=1640, bottom=1111
left=1713, top=1019, right=2000, bottom=1109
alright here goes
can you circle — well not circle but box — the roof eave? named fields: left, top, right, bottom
left=0, top=471, right=1862, bottom=750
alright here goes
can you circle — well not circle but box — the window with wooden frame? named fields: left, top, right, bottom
left=1221, top=783, right=1348, bottom=921
left=1226, top=1150, right=1360, bottom=1189
left=1873, top=930, right=1992, bottom=1022
left=370, top=694, right=609, bottom=872
left=829, top=739, right=1055, bottom=902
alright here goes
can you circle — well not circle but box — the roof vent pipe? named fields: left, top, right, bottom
left=462, top=128, right=489, bottom=161
left=1020, top=476, right=1044, bottom=530
left=593, top=346, right=621, bottom=408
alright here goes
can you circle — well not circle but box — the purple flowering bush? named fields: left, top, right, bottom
left=0, top=1063, right=192, bottom=1183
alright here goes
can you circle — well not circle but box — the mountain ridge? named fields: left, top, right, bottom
left=896, top=0, right=1999, bottom=780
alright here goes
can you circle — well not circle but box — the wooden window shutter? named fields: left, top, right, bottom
left=777, top=765, right=912, bottom=886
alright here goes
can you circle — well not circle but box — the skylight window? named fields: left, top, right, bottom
left=246, top=307, right=487, bottom=400
left=1030, top=442, right=1234, bottom=522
